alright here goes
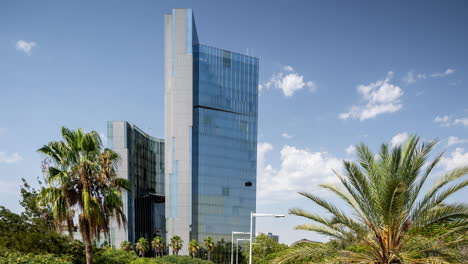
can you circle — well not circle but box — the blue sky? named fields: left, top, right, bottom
left=1, top=0, right=468, bottom=245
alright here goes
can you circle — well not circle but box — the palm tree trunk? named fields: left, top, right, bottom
left=66, top=217, right=74, bottom=240
left=80, top=217, right=93, bottom=264
left=65, top=197, right=74, bottom=240
left=85, top=240, right=93, bottom=264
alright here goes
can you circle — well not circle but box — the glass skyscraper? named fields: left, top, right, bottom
left=165, top=8, right=258, bottom=253
left=108, top=121, right=165, bottom=247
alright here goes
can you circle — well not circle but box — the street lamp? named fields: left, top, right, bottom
left=236, top=238, right=250, bottom=264
left=249, top=212, right=285, bottom=264
left=231, top=231, right=250, bottom=264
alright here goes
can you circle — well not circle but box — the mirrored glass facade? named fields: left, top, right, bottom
left=108, top=121, right=165, bottom=246
left=165, top=8, right=258, bottom=249
left=192, top=45, right=258, bottom=241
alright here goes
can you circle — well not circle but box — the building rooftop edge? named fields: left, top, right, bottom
left=108, top=120, right=164, bottom=142
left=197, top=43, right=259, bottom=61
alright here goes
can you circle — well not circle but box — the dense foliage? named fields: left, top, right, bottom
left=0, top=179, right=86, bottom=264
left=0, top=252, right=73, bottom=264
left=130, top=255, right=213, bottom=263
left=243, top=234, right=288, bottom=264
left=93, top=247, right=138, bottom=264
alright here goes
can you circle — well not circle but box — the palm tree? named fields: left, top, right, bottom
left=281, top=136, right=468, bottom=264
left=152, top=236, right=165, bottom=257
left=170, top=235, right=183, bottom=256
left=120, top=240, right=133, bottom=251
left=203, top=236, right=214, bottom=261
left=188, top=239, right=200, bottom=258
left=37, top=132, right=76, bottom=239
left=39, top=127, right=128, bottom=264
left=136, top=237, right=149, bottom=257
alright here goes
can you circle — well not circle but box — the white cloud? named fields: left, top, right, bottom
left=391, top=132, right=409, bottom=147
left=430, top=68, right=455, bottom=78
left=434, top=115, right=451, bottom=126
left=402, top=71, right=427, bottom=84
left=454, top=118, right=468, bottom=126
left=439, top=148, right=468, bottom=171
left=434, top=115, right=468, bottom=127
left=448, top=136, right=468, bottom=146
left=0, top=152, right=23, bottom=164
left=257, top=143, right=342, bottom=202
left=345, top=145, right=355, bottom=155
left=339, top=72, right=403, bottom=121
left=402, top=68, right=455, bottom=84
left=281, top=133, right=294, bottom=139
left=15, top=40, right=36, bottom=55
left=262, top=66, right=316, bottom=97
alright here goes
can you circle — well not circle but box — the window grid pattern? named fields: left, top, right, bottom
left=192, top=44, right=259, bottom=242
left=118, top=122, right=165, bottom=243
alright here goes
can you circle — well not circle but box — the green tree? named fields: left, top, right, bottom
left=0, top=252, right=74, bottom=264
left=19, top=178, right=55, bottom=230
left=213, top=239, right=229, bottom=263
left=120, top=241, right=133, bottom=252
left=38, top=127, right=128, bottom=264
left=152, top=236, right=165, bottom=257
left=244, top=234, right=288, bottom=264
left=0, top=178, right=86, bottom=264
left=135, top=237, right=149, bottom=257
left=203, top=236, right=214, bottom=261
left=284, top=136, right=468, bottom=263
left=188, top=240, right=200, bottom=258
left=170, top=235, right=183, bottom=256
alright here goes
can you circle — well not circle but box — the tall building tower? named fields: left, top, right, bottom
left=164, top=8, right=259, bottom=253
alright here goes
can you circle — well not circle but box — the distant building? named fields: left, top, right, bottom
left=256, top=232, right=279, bottom=243
left=108, top=121, right=165, bottom=247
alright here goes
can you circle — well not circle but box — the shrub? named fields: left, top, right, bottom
left=158, top=255, right=213, bottom=264
left=0, top=252, right=73, bottom=264
left=94, top=247, right=138, bottom=264
left=129, top=255, right=213, bottom=264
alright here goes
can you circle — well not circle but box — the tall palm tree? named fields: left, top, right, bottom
left=135, top=237, right=149, bottom=257
left=280, top=136, right=468, bottom=264
left=39, top=127, right=128, bottom=264
left=37, top=132, right=76, bottom=239
left=152, top=236, right=165, bottom=257
left=188, top=239, right=200, bottom=258
left=170, top=235, right=183, bottom=256
left=203, top=236, right=214, bottom=261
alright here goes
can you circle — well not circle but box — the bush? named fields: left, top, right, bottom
left=0, top=252, right=73, bottom=264
left=129, top=255, right=213, bottom=264
left=94, top=247, right=138, bottom=264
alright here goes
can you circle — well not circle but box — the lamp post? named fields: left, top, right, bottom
left=236, top=238, right=250, bottom=264
left=231, top=231, right=250, bottom=264
left=249, top=212, right=285, bottom=264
